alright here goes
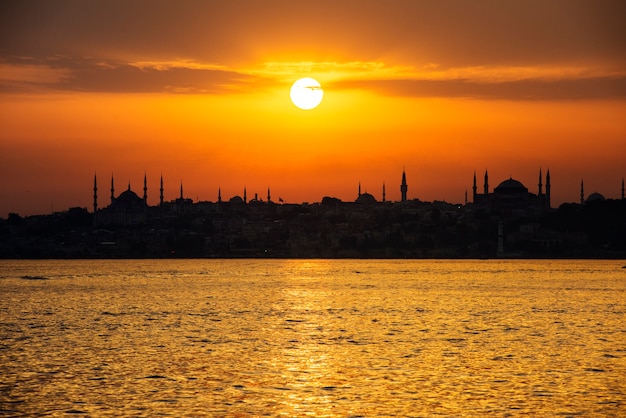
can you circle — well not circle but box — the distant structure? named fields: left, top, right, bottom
left=580, top=178, right=616, bottom=204
left=94, top=174, right=149, bottom=225
left=473, top=168, right=550, bottom=215
left=400, top=169, right=408, bottom=202
left=356, top=182, right=377, bottom=203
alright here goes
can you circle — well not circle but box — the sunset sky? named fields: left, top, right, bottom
left=1, top=0, right=625, bottom=217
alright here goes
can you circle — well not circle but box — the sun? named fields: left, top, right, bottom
left=290, top=77, right=323, bottom=110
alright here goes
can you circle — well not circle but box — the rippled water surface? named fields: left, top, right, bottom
left=1, top=259, right=624, bottom=416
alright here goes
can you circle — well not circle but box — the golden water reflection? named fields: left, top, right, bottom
left=0, top=259, right=624, bottom=416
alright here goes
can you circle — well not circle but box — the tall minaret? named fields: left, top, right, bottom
left=358, top=182, right=362, bottom=197
left=243, top=187, right=247, bottom=203
left=483, top=170, right=489, bottom=195
left=110, top=175, right=115, bottom=204
left=546, top=169, right=551, bottom=208
left=538, top=168, right=543, bottom=196
left=465, top=189, right=468, bottom=206
left=382, top=182, right=386, bottom=202
left=267, top=187, right=271, bottom=203
left=580, top=179, right=585, bottom=204
left=218, top=187, right=222, bottom=203
left=143, top=173, right=148, bottom=203
left=180, top=182, right=184, bottom=199
left=622, top=178, right=625, bottom=200
left=159, top=174, right=164, bottom=205
left=400, top=169, right=408, bottom=202
left=472, top=171, right=477, bottom=202
left=93, top=173, right=98, bottom=213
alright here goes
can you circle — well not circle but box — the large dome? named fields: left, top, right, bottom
left=494, top=178, right=528, bottom=194
left=113, top=188, right=145, bottom=210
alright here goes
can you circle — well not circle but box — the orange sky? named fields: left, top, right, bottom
left=1, top=0, right=625, bottom=217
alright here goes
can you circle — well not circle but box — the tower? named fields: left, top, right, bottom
left=538, top=168, right=543, bottom=196
left=483, top=170, right=489, bottom=195
left=159, top=174, right=164, bottom=205
left=545, top=169, right=551, bottom=208
left=243, top=187, right=247, bottom=203
left=93, top=173, right=98, bottom=213
left=358, top=181, right=362, bottom=197
left=580, top=179, right=584, bottom=204
left=472, top=171, right=477, bottom=202
left=143, top=173, right=148, bottom=203
left=180, top=182, right=184, bottom=199
left=267, top=187, right=271, bottom=203
left=382, top=182, right=386, bottom=203
left=218, top=187, right=222, bottom=203
left=400, top=169, right=408, bottom=202
left=110, top=175, right=115, bottom=204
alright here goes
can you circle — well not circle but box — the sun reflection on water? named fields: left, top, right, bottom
left=0, top=259, right=624, bottom=416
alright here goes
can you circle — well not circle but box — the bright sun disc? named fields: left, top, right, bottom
left=290, top=77, right=323, bottom=110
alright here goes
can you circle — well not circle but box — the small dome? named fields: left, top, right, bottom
left=586, top=192, right=606, bottom=203
left=229, top=196, right=245, bottom=204
left=494, top=178, right=528, bottom=194
left=355, top=192, right=377, bottom=203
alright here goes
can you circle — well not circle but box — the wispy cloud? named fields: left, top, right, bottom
left=2, top=55, right=625, bottom=100
left=256, top=61, right=626, bottom=100
left=0, top=56, right=263, bottom=94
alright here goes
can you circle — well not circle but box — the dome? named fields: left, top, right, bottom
left=355, top=192, right=377, bottom=203
left=113, top=187, right=145, bottom=210
left=117, top=189, right=141, bottom=201
left=229, top=196, right=245, bottom=204
left=494, top=178, right=528, bottom=194
left=586, top=192, right=606, bottom=203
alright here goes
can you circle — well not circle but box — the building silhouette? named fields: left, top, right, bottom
left=472, top=168, right=551, bottom=216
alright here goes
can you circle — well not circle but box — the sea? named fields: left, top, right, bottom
left=0, top=259, right=624, bottom=417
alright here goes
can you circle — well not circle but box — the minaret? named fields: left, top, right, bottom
left=538, top=168, right=543, bottom=196
left=159, top=174, right=164, bottom=205
left=243, top=187, right=247, bottom=203
left=382, top=182, right=386, bottom=202
left=358, top=182, right=362, bottom=197
left=622, top=178, right=624, bottom=200
left=546, top=169, right=551, bottom=208
left=180, top=182, right=184, bottom=199
left=110, top=175, right=115, bottom=204
left=580, top=179, right=584, bottom=204
left=465, top=189, right=468, bottom=206
left=472, top=171, right=477, bottom=202
left=93, top=173, right=98, bottom=213
left=143, top=173, right=148, bottom=203
left=218, top=187, right=222, bottom=203
left=483, top=170, right=489, bottom=195
left=267, top=187, right=271, bottom=203
left=400, top=169, right=408, bottom=202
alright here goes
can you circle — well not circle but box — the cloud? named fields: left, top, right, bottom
left=255, top=61, right=626, bottom=101
left=3, top=55, right=624, bottom=101
left=331, top=76, right=626, bottom=101
left=0, top=56, right=265, bottom=94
